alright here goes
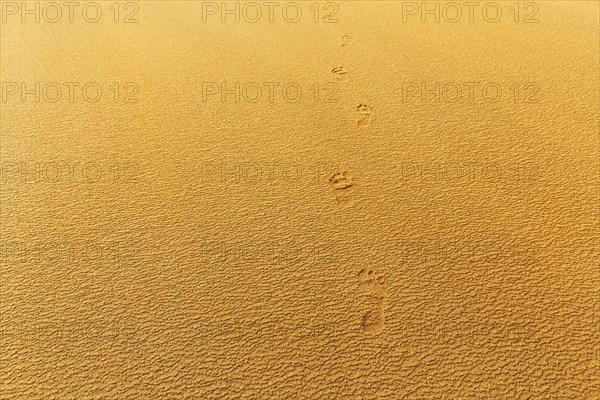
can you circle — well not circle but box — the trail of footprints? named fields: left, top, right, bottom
left=331, top=36, right=384, bottom=334
left=358, top=268, right=387, bottom=334
left=333, top=35, right=374, bottom=128
left=327, top=36, right=375, bottom=207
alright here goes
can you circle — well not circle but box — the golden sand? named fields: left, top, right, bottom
left=1, top=1, right=599, bottom=398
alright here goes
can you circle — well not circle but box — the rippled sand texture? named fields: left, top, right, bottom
left=1, top=1, right=599, bottom=398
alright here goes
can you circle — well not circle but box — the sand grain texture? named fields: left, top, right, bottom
left=1, top=1, right=599, bottom=399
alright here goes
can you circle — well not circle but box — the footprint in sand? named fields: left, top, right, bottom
left=329, top=171, right=353, bottom=190
left=361, top=307, right=385, bottom=334
left=358, top=267, right=387, bottom=334
left=332, top=66, right=349, bottom=83
left=329, top=171, right=355, bottom=208
left=341, top=35, right=353, bottom=47
left=356, top=104, right=374, bottom=128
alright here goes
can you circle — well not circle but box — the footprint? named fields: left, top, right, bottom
left=335, top=190, right=355, bottom=209
left=358, top=267, right=387, bottom=334
left=341, top=35, right=353, bottom=47
left=361, top=305, right=384, bottom=334
left=358, top=267, right=386, bottom=298
left=332, top=66, right=349, bottom=83
left=329, top=171, right=355, bottom=208
left=329, top=171, right=353, bottom=190
left=356, top=104, right=374, bottom=128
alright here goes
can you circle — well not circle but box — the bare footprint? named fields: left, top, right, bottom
left=361, top=305, right=385, bottom=334
left=329, top=171, right=355, bottom=208
left=356, top=104, right=374, bottom=128
left=335, top=190, right=355, bottom=209
left=358, top=267, right=386, bottom=298
left=329, top=171, right=353, bottom=190
left=332, top=66, right=349, bottom=83
left=341, top=35, right=353, bottom=47
left=358, top=268, right=387, bottom=334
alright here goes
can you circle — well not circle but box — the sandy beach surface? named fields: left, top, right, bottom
left=1, top=1, right=599, bottom=398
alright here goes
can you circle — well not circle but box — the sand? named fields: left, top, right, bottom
left=1, top=1, right=599, bottom=398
